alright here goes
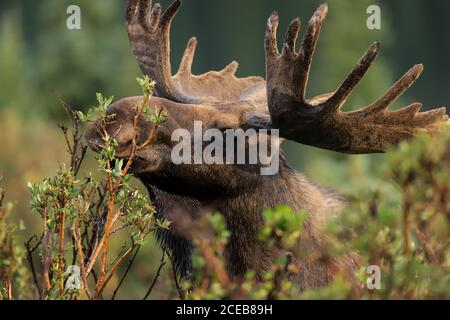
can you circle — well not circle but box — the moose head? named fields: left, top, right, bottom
left=85, top=0, right=448, bottom=287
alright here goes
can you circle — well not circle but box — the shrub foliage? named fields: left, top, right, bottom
left=0, top=79, right=449, bottom=299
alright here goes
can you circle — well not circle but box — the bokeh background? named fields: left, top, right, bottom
left=0, top=0, right=449, bottom=299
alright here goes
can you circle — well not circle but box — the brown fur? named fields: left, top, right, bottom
left=85, top=0, right=448, bottom=289
left=85, top=94, right=358, bottom=288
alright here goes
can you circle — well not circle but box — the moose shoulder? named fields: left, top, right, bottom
left=85, top=0, right=448, bottom=289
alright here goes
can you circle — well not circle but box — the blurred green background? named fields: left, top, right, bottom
left=0, top=0, right=449, bottom=299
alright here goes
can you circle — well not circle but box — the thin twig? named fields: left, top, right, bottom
left=170, top=254, right=185, bottom=300
left=41, top=208, right=52, bottom=294
left=96, top=159, right=116, bottom=295
left=24, top=235, right=43, bottom=299
left=58, top=211, right=66, bottom=294
left=96, top=245, right=135, bottom=297
left=111, top=245, right=141, bottom=300
left=414, top=228, right=438, bottom=263
left=402, top=186, right=412, bottom=254
left=143, top=250, right=166, bottom=300
left=195, top=238, right=231, bottom=289
left=73, top=219, right=91, bottom=300
left=137, top=107, right=164, bottom=151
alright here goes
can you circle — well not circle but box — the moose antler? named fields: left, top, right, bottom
left=259, top=4, right=448, bottom=153
left=127, top=1, right=447, bottom=153
left=126, top=0, right=263, bottom=104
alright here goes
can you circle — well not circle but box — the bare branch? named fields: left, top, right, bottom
left=143, top=250, right=166, bottom=300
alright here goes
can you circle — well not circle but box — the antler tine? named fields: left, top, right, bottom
left=323, top=42, right=380, bottom=113
left=283, top=18, right=301, bottom=54
left=412, top=107, right=447, bottom=125
left=297, top=3, right=328, bottom=101
left=160, top=0, right=181, bottom=31
left=178, top=37, right=197, bottom=75
left=178, top=37, right=239, bottom=77
left=265, top=12, right=280, bottom=57
left=388, top=103, right=423, bottom=120
left=149, top=3, right=162, bottom=31
left=363, top=64, right=423, bottom=113
left=221, top=61, right=239, bottom=75
left=138, top=0, right=153, bottom=31
left=126, top=0, right=139, bottom=24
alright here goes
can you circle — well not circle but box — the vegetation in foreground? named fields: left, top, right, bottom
left=1, top=78, right=449, bottom=299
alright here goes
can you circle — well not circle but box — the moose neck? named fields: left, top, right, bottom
left=215, top=162, right=329, bottom=277
left=140, top=160, right=330, bottom=279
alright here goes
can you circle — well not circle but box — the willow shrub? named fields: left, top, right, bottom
left=0, top=89, right=449, bottom=299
